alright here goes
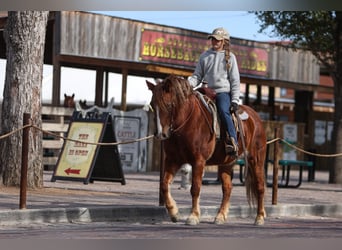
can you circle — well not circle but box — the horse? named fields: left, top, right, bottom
left=78, top=99, right=92, bottom=109
left=63, top=93, right=75, bottom=108
left=146, top=75, right=267, bottom=226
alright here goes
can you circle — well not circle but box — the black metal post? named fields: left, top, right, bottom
left=20, top=113, right=30, bottom=209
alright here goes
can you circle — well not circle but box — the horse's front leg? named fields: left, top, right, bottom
left=214, top=165, right=233, bottom=224
left=186, top=160, right=205, bottom=225
left=161, top=169, right=179, bottom=222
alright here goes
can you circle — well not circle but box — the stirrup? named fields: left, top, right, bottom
left=225, top=137, right=238, bottom=156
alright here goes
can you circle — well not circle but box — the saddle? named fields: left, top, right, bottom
left=195, top=89, right=248, bottom=143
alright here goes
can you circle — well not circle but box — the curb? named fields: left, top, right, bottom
left=196, top=203, right=342, bottom=219
left=0, top=206, right=168, bottom=226
left=1, top=203, right=341, bottom=226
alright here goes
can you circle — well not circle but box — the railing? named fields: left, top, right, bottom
left=42, top=106, right=74, bottom=169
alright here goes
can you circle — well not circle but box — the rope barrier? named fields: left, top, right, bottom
left=31, top=125, right=155, bottom=146
left=0, top=123, right=341, bottom=158
left=268, top=137, right=342, bottom=158
left=0, top=124, right=32, bottom=140
left=0, top=123, right=154, bottom=146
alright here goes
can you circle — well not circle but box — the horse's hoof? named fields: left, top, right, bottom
left=214, top=218, right=225, bottom=225
left=254, top=216, right=265, bottom=226
left=186, top=216, right=200, bottom=225
left=170, top=213, right=180, bottom=223
left=214, top=214, right=227, bottom=225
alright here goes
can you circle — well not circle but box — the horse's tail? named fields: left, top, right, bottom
left=244, top=151, right=266, bottom=207
left=244, top=155, right=258, bottom=207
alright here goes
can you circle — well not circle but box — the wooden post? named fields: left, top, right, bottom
left=121, top=68, right=128, bottom=111
left=272, top=127, right=279, bottom=205
left=20, top=113, right=30, bottom=209
left=95, top=67, right=104, bottom=106
left=52, top=12, right=61, bottom=106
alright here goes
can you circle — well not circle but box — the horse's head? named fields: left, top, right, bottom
left=79, top=99, right=90, bottom=109
left=146, top=75, right=193, bottom=140
left=64, top=93, right=75, bottom=108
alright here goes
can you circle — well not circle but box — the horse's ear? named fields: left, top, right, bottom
left=146, top=80, right=155, bottom=91
left=72, top=93, right=75, bottom=98
left=64, top=93, right=67, bottom=98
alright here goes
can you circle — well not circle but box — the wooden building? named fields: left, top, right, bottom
left=0, top=11, right=335, bottom=171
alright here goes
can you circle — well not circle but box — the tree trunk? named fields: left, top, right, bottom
left=330, top=11, right=342, bottom=184
left=0, top=11, right=49, bottom=188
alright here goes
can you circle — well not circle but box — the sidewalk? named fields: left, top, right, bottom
left=0, top=169, right=341, bottom=225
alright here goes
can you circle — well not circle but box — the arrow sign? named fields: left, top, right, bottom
left=64, top=168, right=81, bottom=175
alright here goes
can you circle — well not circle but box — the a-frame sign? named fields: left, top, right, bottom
left=51, top=111, right=125, bottom=185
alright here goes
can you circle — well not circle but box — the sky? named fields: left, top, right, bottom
left=92, top=11, right=278, bottom=42
left=0, top=11, right=280, bottom=105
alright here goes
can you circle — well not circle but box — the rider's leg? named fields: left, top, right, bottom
left=215, top=93, right=238, bottom=154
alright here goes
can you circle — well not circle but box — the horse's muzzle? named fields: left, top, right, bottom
left=154, top=131, right=170, bottom=140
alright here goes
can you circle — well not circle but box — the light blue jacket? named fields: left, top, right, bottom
left=188, top=49, right=240, bottom=104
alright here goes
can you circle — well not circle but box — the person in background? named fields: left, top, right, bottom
left=188, top=27, right=240, bottom=156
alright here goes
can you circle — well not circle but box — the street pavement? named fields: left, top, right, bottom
left=0, top=169, right=341, bottom=226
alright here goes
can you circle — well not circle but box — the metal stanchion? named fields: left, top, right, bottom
left=20, top=113, right=30, bottom=209
left=272, top=127, right=279, bottom=205
left=159, top=141, right=165, bottom=206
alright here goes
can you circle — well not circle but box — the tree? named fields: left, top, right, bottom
left=252, top=11, right=342, bottom=184
left=0, top=11, right=49, bottom=188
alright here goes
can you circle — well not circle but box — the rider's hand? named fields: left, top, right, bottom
left=230, top=102, right=239, bottom=113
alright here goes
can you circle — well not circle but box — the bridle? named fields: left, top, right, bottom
left=156, top=93, right=195, bottom=138
left=158, top=93, right=214, bottom=137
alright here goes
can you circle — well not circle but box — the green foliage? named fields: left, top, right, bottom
left=251, top=11, right=337, bottom=70
left=251, top=11, right=342, bottom=183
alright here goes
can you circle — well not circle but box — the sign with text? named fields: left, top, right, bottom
left=140, top=29, right=269, bottom=77
left=283, top=123, right=298, bottom=160
left=140, top=29, right=210, bottom=67
left=114, top=116, right=141, bottom=171
left=111, top=108, right=149, bottom=172
left=54, top=122, right=103, bottom=179
left=232, top=44, right=269, bottom=77
left=51, top=112, right=125, bottom=184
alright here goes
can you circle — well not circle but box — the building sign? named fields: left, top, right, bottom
left=140, top=29, right=210, bottom=67
left=139, top=29, right=269, bottom=78
left=231, top=44, right=269, bottom=77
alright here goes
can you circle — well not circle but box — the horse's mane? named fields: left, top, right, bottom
left=155, top=75, right=193, bottom=111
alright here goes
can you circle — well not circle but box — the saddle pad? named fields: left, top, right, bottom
left=239, top=111, right=249, bottom=120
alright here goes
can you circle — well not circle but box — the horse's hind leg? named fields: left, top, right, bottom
left=248, top=151, right=267, bottom=226
left=214, top=164, right=233, bottom=224
left=161, top=168, right=180, bottom=223
left=254, top=160, right=266, bottom=226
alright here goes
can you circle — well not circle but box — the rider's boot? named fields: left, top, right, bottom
left=225, top=136, right=238, bottom=156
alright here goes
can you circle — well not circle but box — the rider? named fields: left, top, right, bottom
left=188, top=27, right=240, bottom=155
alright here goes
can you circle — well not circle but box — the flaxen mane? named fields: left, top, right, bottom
left=154, top=75, right=192, bottom=112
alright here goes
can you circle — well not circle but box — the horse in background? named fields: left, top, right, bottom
left=63, top=94, right=92, bottom=110
left=78, top=99, right=92, bottom=109
left=63, top=93, right=75, bottom=108
left=146, top=75, right=267, bottom=226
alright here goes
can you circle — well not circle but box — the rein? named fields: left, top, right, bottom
left=171, top=94, right=214, bottom=135
left=171, top=98, right=195, bottom=133
left=170, top=93, right=214, bottom=134
left=194, top=95, right=215, bottom=135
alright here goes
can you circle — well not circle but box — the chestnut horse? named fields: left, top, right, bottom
left=146, top=75, right=267, bottom=226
